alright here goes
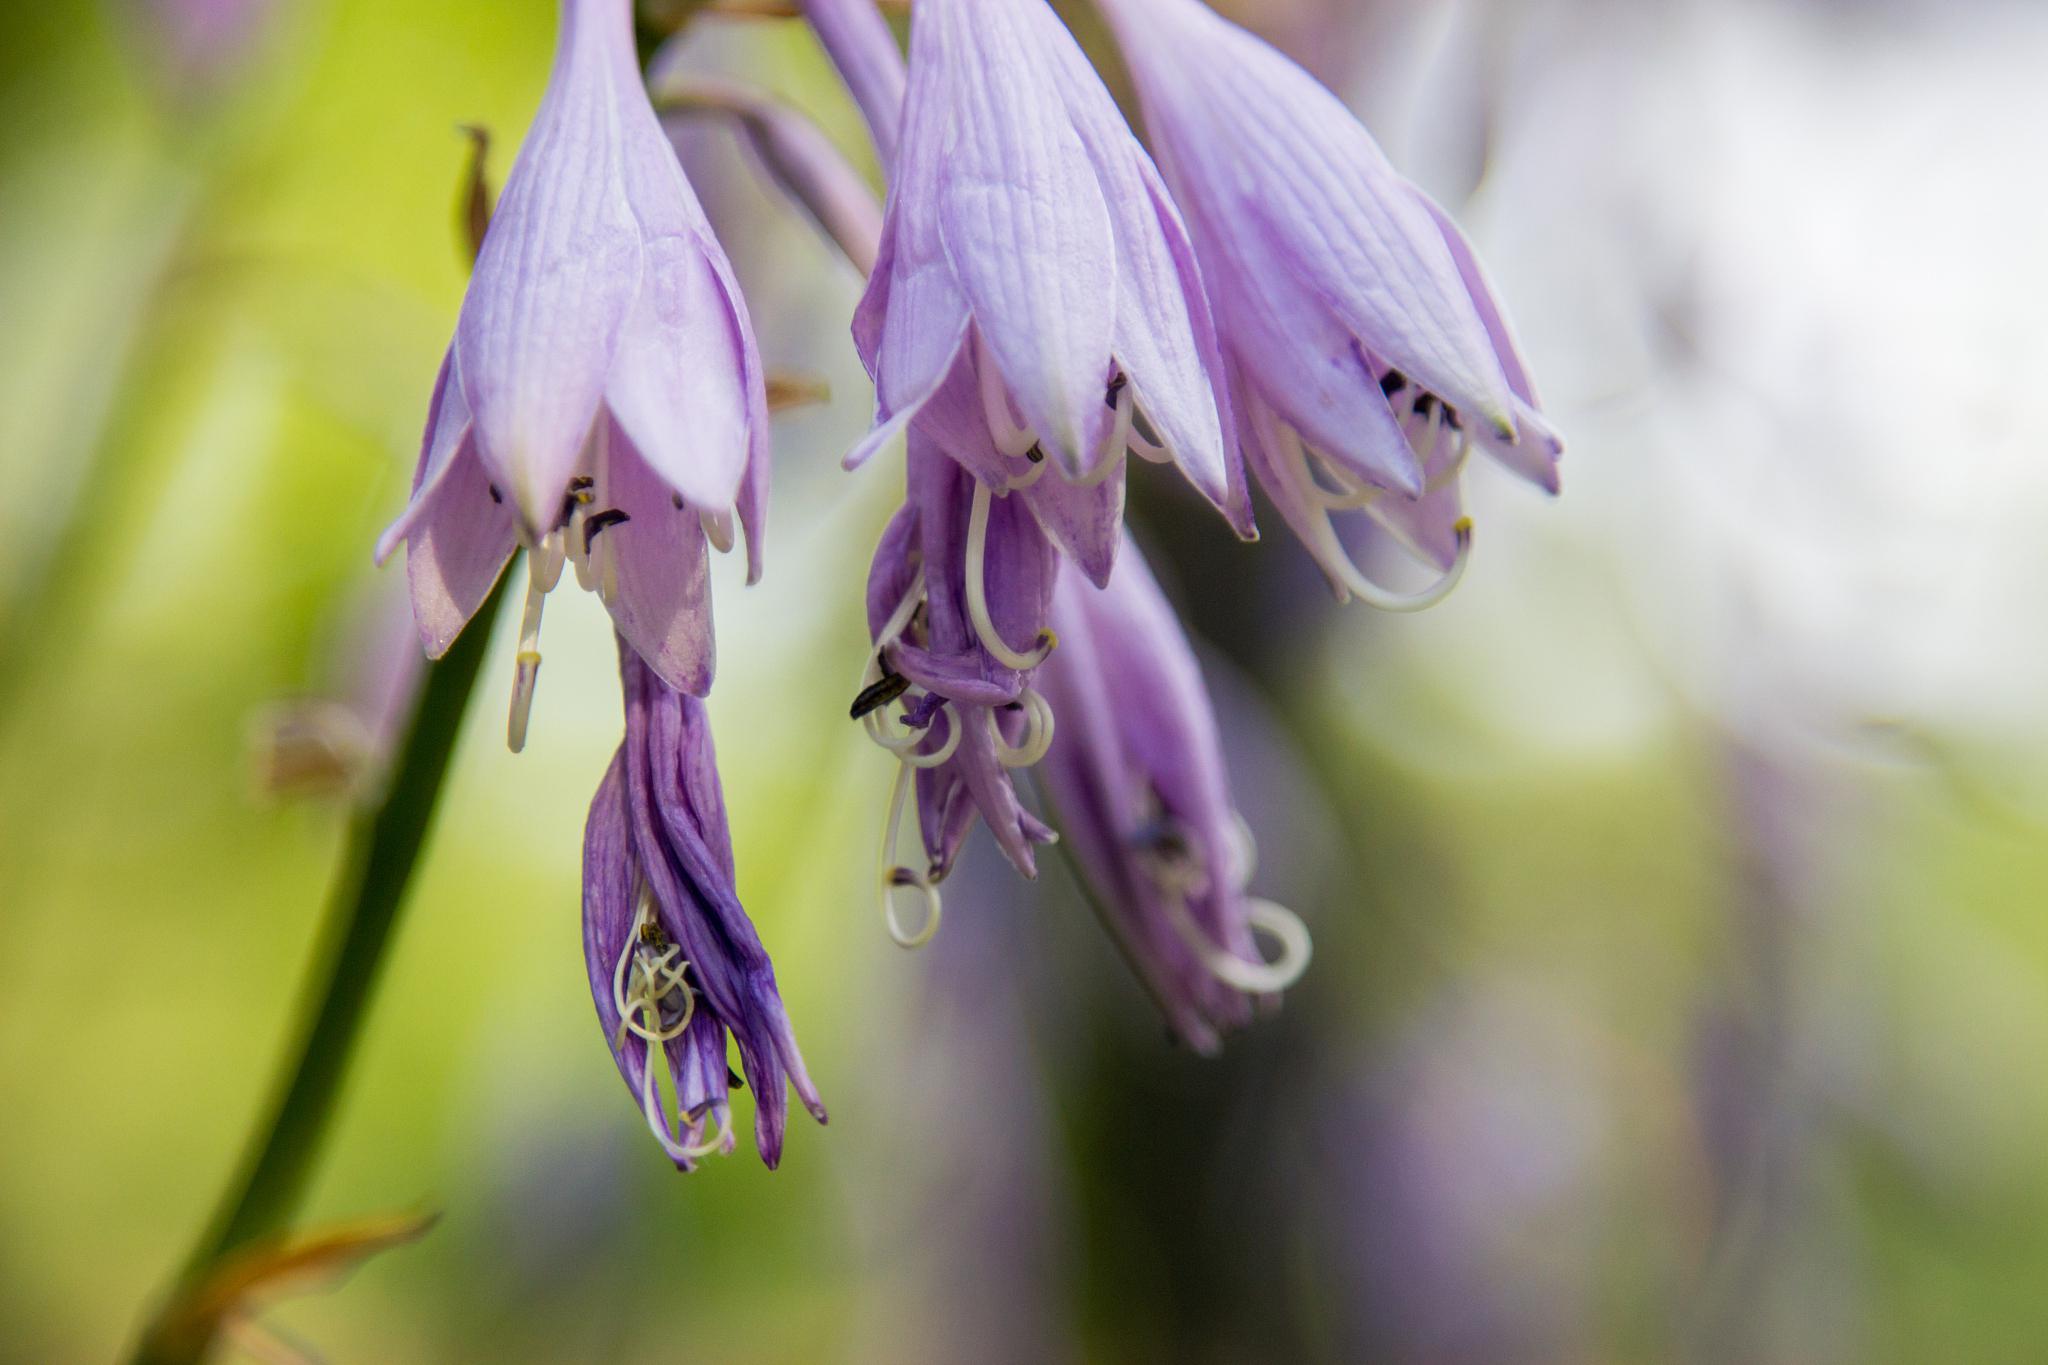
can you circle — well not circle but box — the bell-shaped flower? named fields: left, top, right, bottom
left=583, top=639, right=825, bottom=1169
left=1036, top=534, right=1310, bottom=1054
left=375, top=0, right=771, bottom=747
left=855, top=438, right=1061, bottom=947
left=843, top=0, right=1254, bottom=581
left=1099, top=0, right=1562, bottom=608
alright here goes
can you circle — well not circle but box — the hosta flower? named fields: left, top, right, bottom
left=857, top=437, right=1060, bottom=943
left=376, top=0, right=770, bottom=748
left=1100, top=0, right=1562, bottom=608
left=1036, top=534, right=1310, bottom=1054
left=845, top=0, right=1254, bottom=585
left=127, top=0, right=277, bottom=100
left=583, top=639, right=825, bottom=1169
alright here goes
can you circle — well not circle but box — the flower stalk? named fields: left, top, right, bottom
left=129, top=574, right=511, bottom=1365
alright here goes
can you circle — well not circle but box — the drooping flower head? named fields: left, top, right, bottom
left=376, top=0, right=771, bottom=748
left=845, top=0, right=1255, bottom=590
left=1099, top=0, right=1562, bottom=608
left=1036, top=533, right=1310, bottom=1054
left=857, top=436, right=1061, bottom=944
left=583, top=639, right=825, bottom=1168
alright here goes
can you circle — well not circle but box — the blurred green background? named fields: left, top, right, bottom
left=4, top=0, right=2047, bottom=1361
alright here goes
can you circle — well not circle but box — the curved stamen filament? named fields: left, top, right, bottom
left=877, top=760, right=942, bottom=949
left=1072, top=378, right=1136, bottom=487
left=1284, top=435, right=1473, bottom=613
left=977, top=336, right=1040, bottom=459
left=989, top=688, right=1056, bottom=769
left=1005, top=455, right=1050, bottom=493
left=1404, top=403, right=1445, bottom=467
left=864, top=700, right=961, bottom=768
left=676, top=1104, right=735, bottom=1162
left=966, top=480, right=1055, bottom=671
left=609, top=886, right=722, bottom=1165
left=1162, top=886, right=1314, bottom=996
left=871, top=568, right=927, bottom=658
left=1130, top=426, right=1173, bottom=465
left=1306, top=456, right=1385, bottom=512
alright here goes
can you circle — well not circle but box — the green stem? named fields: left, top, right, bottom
left=130, top=574, right=511, bottom=1365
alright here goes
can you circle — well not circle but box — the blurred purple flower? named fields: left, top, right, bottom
left=125, top=0, right=277, bottom=100
left=843, top=0, right=1254, bottom=579
left=376, top=0, right=771, bottom=747
left=858, top=437, right=1060, bottom=941
left=1101, top=0, right=1562, bottom=608
left=582, top=639, right=825, bottom=1170
left=1036, top=534, right=1310, bottom=1052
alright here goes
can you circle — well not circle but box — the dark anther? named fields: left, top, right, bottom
left=728, top=1067, right=746, bottom=1090
left=1441, top=406, right=1463, bottom=432
left=1413, top=392, right=1440, bottom=419
left=1379, top=369, right=1407, bottom=396
left=583, top=508, right=630, bottom=552
left=569, top=475, right=594, bottom=492
left=1131, top=817, right=1192, bottom=864
left=1105, top=372, right=1129, bottom=409
left=1026, top=442, right=1046, bottom=464
left=487, top=483, right=504, bottom=504
left=670, top=492, right=685, bottom=510
left=888, top=868, right=921, bottom=888
left=557, top=493, right=581, bottom=528
left=850, top=671, right=912, bottom=721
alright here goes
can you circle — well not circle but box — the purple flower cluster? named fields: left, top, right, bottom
left=378, top=0, right=1559, bottom=1167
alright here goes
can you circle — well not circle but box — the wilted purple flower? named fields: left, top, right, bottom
left=1036, top=534, right=1310, bottom=1053
left=583, top=639, right=825, bottom=1169
left=376, top=0, right=771, bottom=748
left=1100, top=0, right=1562, bottom=608
left=857, top=437, right=1060, bottom=942
left=843, top=0, right=1254, bottom=585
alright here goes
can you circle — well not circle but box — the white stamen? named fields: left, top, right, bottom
left=856, top=568, right=961, bottom=766
left=865, top=701, right=962, bottom=767
left=990, top=687, right=1056, bottom=769
left=876, top=760, right=943, bottom=949
left=977, top=334, right=1040, bottom=459
left=1162, top=887, right=1314, bottom=996
left=567, top=504, right=598, bottom=592
left=701, top=508, right=735, bottom=554
left=1305, top=456, right=1385, bottom=512
left=873, top=568, right=927, bottom=657
left=966, top=480, right=1055, bottom=670
left=1005, top=455, right=1051, bottom=493
left=1282, top=431, right=1473, bottom=612
left=1130, top=426, right=1173, bottom=464
left=676, top=1104, right=735, bottom=1161
left=507, top=538, right=563, bottom=754
left=608, top=886, right=726, bottom=1165
left=1070, top=378, right=1137, bottom=487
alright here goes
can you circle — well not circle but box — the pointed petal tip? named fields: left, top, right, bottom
left=372, top=522, right=405, bottom=568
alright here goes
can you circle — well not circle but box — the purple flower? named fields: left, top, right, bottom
left=1036, top=534, right=1310, bottom=1053
left=1100, top=0, right=1562, bottom=608
left=376, top=0, right=771, bottom=748
left=843, top=0, right=1254, bottom=585
left=583, top=639, right=825, bottom=1169
left=125, top=0, right=278, bottom=100
left=858, top=437, right=1060, bottom=941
